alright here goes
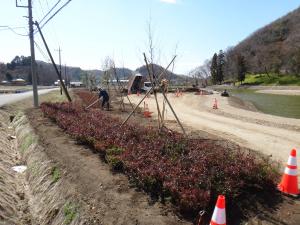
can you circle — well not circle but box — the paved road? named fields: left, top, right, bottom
left=0, top=88, right=57, bottom=106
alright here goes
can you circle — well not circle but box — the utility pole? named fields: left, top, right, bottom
left=55, top=47, right=62, bottom=75
left=55, top=47, right=63, bottom=94
left=16, top=0, right=38, bottom=107
left=64, top=64, right=68, bottom=88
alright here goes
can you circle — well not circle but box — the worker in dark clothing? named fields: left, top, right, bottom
left=98, top=88, right=110, bottom=110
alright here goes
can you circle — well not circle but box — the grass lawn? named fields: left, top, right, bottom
left=241, top=74, right=300, bottom=85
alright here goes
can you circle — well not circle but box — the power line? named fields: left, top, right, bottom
left=34, top=40, right=50, bottom=62
left=32, top=0, right=43, bottom=22
left=45, top=0, right=50, bottom=9
left=0, top=26, right=28, bottom=36
left=39, top=0, right=72, bottom=30
left=33, top=0, right=59, bottom=48
left=37, top=0, right=45, bottom=15
left=43, top=0, right=61, bottom=47
left=39, top=0, right=62, bottom=24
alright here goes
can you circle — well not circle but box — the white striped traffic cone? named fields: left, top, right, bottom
left=278, top=149, right=299, bottom=195
left=210, top=195, right=226, bottom=225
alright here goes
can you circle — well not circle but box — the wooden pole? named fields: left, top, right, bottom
left=143, top=53, right=163, bottom=129
left=160, top=88, right=186, bottom=136
left=87, top=92, right=98, bottom=105
left=161, top=81, right=168, bottom=126
left=85, top=98, right=100, bottom=110
left=34, top=21, right=72, bottom=102
left=112, top=67, right=125, bottom=111
left=121, top=55, right=176, bottom=126
left=112, top=66, right=135, bottom=112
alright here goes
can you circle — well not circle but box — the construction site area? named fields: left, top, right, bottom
left=1, top=1, right=300, bottom=225
left=0, top=56, right=300, bottom=224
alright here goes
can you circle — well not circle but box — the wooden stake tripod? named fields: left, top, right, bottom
left=121, top=54, right=186, bottom=136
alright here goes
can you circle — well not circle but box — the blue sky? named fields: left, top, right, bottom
left=0, top=0, right=300, bottom=74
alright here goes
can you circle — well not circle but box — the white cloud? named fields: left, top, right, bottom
left=160, top=0, right=177, bottom=4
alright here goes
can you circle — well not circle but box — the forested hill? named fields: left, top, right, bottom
left=0, top=56, right=103, bottom=85
left=136, top=64, right=188, bottom=83
left=228, top=6, right=300, bottom=75
left=0, top=57, right=188, bottom=85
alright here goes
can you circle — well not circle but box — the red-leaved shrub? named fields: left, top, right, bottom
left=40, top=99, right=280, bottom=222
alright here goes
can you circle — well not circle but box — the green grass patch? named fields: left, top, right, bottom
left=241, top=74, right=300, bottom=86
left=14, top=111, right=24, bottom=121
left=63, top=202, right=77, bottom=225
left=20, top=134, right=36, bottom=153
left=27, top=161, right=39, bottom=177
left=52, top=167, right=61, bottom=183
left=40, top=90, right=69, bottom=103
left=105, top=146, right=125, bottom=171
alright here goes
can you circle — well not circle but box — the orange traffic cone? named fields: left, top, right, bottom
left=213, top=98, right=218, bottom=109
left=143, top=101, right=152, bottom=118
left=278, top=149, right=299, bottom=195
left=210, top=195, right=226, bottom=225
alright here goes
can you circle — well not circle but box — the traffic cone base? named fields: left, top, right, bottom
left=143, top=102, right=153, bottom=118
left=213, top=98, right=218, bottom=109
left=210, top=195, right=226, bottom=225
left=278, top=149, right=299, bottom=196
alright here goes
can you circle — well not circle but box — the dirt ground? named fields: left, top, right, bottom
left=126, top=92, right=300, bottom=168
left=25, top=108, right=190, bottom=225
left=122, top=91, right=300, bottom=224
left=79, top=90, right=300, bottom=224
left=1, top=89, right=300, bottom=224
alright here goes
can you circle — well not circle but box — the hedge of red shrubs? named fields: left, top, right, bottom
left=40, top=100, right=280, bottom=222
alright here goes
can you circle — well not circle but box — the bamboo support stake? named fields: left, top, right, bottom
left=160, top=87, right=186, bottom=136
left=87, top=92, right=98, bottom=105
left=161, top=83, right=168, bottom=126
left=85, top=98, right=100, bottom=110
left=112, top=66, right=125, bottom=110
left=121, top=55, right=176, bottom=126
left=143, top=53, right=163, bottom=129
left=112, top=66, right=135, bottom=112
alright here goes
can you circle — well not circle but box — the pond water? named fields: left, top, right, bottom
left=228, top=89, right=300, bottom=119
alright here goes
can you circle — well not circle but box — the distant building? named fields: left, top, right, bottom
left=108, top=79, right=129, bottom=86
left=11, top=78, right=26, bottom=86
left=70, top=81, right=84, bottom=88
left=0, top=80, right=10, bottom=85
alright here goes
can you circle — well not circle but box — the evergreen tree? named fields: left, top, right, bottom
left=217, top=50, right=225, bottom=84
left=5, top=72, right=13, bottom=81
left=237, top=54, right=246, bottom=84
left=210, top=53, right=218, bottom=84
